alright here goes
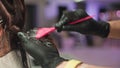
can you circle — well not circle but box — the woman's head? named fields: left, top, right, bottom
left=0, top=0, right=26, bottom=53
left=0, top=0, right=25, bottom=32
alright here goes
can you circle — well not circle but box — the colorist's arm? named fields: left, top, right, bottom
left=55, top=9, right=120, bottom=39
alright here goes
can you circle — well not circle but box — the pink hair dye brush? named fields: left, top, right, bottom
left=36, top=16, right=92, bottom=39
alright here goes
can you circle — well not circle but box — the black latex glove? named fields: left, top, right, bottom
left=17, top=29, right=66, bottom=68
left=55, top=9, right=110, bottom=38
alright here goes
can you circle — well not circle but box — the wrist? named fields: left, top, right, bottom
left=92, top=21, right=110, bottom=38
left=57, top=60, right=83, bottom=68
left=56, top=61, right=68, bottom=68
left=99, top=21, right=110, bottom=38
left=45, top=57, right=67, bottom=68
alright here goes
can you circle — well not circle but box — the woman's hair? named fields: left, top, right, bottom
left=0, top=0, right=26, bottom=46
left=0, top=0, right=25, bottom=32
left=0, top=0, right=28, bottom=68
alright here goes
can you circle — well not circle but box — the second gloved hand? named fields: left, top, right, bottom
left=55, top=9, right=110, bottom=38
left=17, top=29, right=66, bottom=68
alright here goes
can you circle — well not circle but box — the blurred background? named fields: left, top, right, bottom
left=24, top=0, right=120, bottom=68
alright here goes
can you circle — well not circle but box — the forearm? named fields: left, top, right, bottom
left=57, top=61, right=110, bottom=68
left=77, top=63, right=110, bottom=68
left=108, top=20, right=120, bottom=39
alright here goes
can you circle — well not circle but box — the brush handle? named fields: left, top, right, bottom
left=69, top=16, right=92, bottom=24
left=36, top=16, right=92, bottom=39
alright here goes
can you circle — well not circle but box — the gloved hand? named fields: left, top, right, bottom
left=17, top=29, right=66, bottom=68
left=55, top=9, right=110, bottom=38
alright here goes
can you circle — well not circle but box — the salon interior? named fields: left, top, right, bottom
left=25, top=0, right=120, bottom=68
